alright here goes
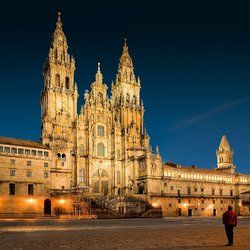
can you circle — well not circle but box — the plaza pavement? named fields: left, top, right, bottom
left=0, top=217, right=249, bottom=249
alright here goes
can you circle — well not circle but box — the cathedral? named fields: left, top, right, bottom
left=40, top=12, right=162, bottom=196
left=0, top=13, right=250, bottom=218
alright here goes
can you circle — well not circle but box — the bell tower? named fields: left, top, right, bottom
left=111, top=39, right=144, bottom=149
left=216, top=135, right=235, bottom=173
left=41, top=12, right=78, bottom=190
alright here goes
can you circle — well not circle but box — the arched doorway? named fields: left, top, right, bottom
left=92, top=169, right=109, bottom=196
left=44, top=199, right=51, bottom=215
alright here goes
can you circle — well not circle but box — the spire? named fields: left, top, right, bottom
left=47, top=12, right=71, bottom=65
left=219, top=135, right=231, bottom=151
left=216, top=134, right=235, bottom=173
left=116, top=38, right=136, bottom=84
left=95, top=62, right=103, bottom=84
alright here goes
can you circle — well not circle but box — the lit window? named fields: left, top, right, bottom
left=97, top=125, right=105, bottom=137
left=11, top=148, right=17, bottom=154
left=10, top=169, right=16, bottom=176
left=97, top=142, right=105, bottom=157
left=44, top=172, right=49, bottom=178
left=18, top=148, right=24, bottom=154
left=26, top=171, right=32, bottom=177
left=27, top=161, right=32, bottom=166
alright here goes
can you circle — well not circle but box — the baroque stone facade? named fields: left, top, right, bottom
left=0, top=13, right=250, bottom=217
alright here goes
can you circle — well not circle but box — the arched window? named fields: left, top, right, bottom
left=97, top=125, right=105, bottom=137
left=57, top=153, right=61, bottom=158
left=132, top=95, right=137, bottom=105
left=55, top=74, right=60, bottom=87
left=79, top=144, right=84, bottom=156
left=79, top=168, right=84, bottom=183
left=126, top=93, right=130, bottom=103
left=97, top=142, right=105, bottom=157
left=62, top=153, right=66, bottom=162
left=117, top=171, right=121, bottom=185
left=97, top=92, right=103, bottom=103
left=65, top=76, right=70, bottom=89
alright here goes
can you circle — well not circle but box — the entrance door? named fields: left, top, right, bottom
left=102, top=181, right=109, bottom=196
left=213, top=209, right=217, bottom=216
left=44, top=199, right=51, bottom=215
left=188, top=209, right=192, bottom=216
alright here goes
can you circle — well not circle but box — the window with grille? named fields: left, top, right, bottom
left=10, top=169, right=16, bottom=176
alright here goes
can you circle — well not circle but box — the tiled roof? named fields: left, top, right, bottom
left=0, top=136, right=49, bottom=150
left=164, top=162, right=233, bottom=176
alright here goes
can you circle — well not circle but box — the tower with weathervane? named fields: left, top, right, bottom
left=41, top=12, right=78, bottom=190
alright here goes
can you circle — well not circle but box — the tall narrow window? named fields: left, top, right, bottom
left=79, top=145, right=84, bottom=156
left=97, top=142, right=105, bottom=157
left=28, top=184, right=34, bottom=195
left=10, top=169, right=16, bottom=176
left=55, top=74, right=60, bottom=87
left=117, top=149, right=120, bottom=159
left=79, top=168, right=84, bottom=183
left=117, top=171, right=121, bottom=185
left=9, top=183, right=15, bottom=195
left=97, top=125, right=105, bottom=137
left=212, top=188, right=215, bottom=196
left=65, top=76, right=70, bottom=89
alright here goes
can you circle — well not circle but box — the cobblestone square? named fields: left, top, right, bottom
left=0, top=217, right=250, bottom=249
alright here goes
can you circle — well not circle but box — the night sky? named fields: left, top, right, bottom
left=1, top=0, right=250, bottom=173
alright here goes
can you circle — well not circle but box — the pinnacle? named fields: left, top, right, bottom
left=219, top=135, right=231, bottom=150
left=56, top=11, right=63, bottom=29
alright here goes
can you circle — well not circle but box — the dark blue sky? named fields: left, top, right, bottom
left=1, top=0, right=250, bottom=173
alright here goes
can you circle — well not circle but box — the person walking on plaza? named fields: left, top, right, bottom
left=222, top=205, right=238, bottom=246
